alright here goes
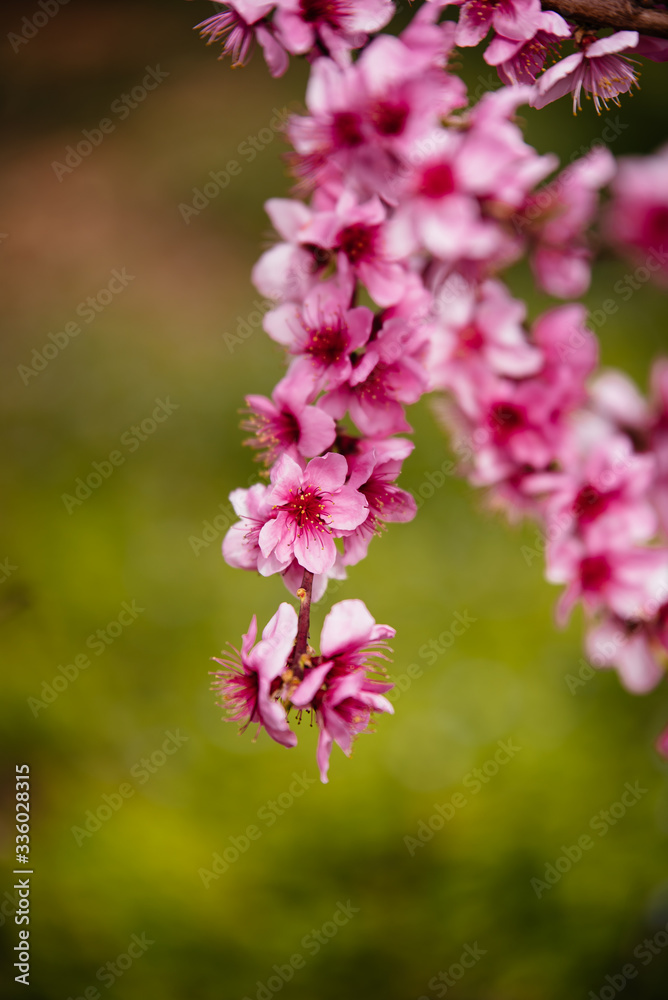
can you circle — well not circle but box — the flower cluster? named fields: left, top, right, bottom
left=195, top=1, right=668, bottom=773
left=212, top=599, right=394, bottom=781
left=427, top=0, right=668, bottom=114
left=192, top=0, right=395, bottom=77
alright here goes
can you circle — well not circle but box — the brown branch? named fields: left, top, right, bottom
left=542, top=0, right=668, bottom=37
left=290, top=569, right=313, bottom=678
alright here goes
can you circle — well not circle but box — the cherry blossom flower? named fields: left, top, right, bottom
left=435, top=0, right=544, bottom=47
left=342, top=441, right=417, bottom=565
left=532, top=31, right=640, bottom=115
left=243, top=380, right=337, bottom=466
left=484, top=10, right=571, bottom=85
left=291, top=599, right=395, bottom=781
left=195, top=1, right=289, bottom=77
left=606, top=144, right=668, bottom=275
left=211, top=603, right=298, bottom=746
left=585, top=612, right=666, bottom=694
left=259, top=452, right=368, bottom=574
left=264, top=279, right=373, bottom=395
left=521, top=147, right=616, bottom=298
left=274, top=0, right=395, bottom=65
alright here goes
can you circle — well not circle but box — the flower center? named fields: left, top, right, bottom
left=489, top=402, right=526, bottom=439
left=580, top=554, right=611, bottom=591
left=371, top=101, right=409, bottom=137
left=332, top=111, right=365, bottom=148
left=300, top=0, right=343, bottom=27
left=419, top=163, right=455, bottom=199
left=337, top=224, right=377, bottom=264
left=243, top=407, right=300, bottom=465
left=456, top=323, right=484, bottom=355
left=303, top=315, right=348, bottom=366
left=283, top=486, right=329, bottom=532
left=573, top=483, right=612, bottom=523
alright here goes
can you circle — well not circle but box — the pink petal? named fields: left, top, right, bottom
left=304, top=452, right=348, bottom=493
left=297, top=406, right=337, bottom=457
left=321, top=598, right=376, bottom=657
left=327, top=485, right=369, bottom=531
left=294, top=529, right=337, bottom=574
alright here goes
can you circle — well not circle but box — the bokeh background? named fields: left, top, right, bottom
left=1, top=2, right=668, bottom=997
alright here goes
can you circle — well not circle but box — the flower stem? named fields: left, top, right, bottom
left=292, top=569, right=314, bottom=677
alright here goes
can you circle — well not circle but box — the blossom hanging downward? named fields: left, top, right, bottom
left=212, top=597, right=395, bottom=781
left=211, top=602, right=298, bottom=746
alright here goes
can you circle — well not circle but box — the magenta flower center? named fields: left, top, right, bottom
left=371, top=101, right=409, bottom=137
left=456, top=323, right=484, bottom=355
left=281, top=485, right=331, bottom=533
left=419, top=163, right=455, bottom=199
left=243, top=406, right=300, bottom=464
left=303, top=316, right=349, bottom=366
left=337, top=224, right=377, bottom=264
left=332, top=111, right=365, bottom=148
left=489, top=402, right=526, bottom=439
left=356, top=364, right=391, bottom=402
left=300, top=0, right=344, bottom=27
left=642, top=205, right=668, bottom=252
left=580, top=554, right=611, bottom=591
left=572, top=483, right=613, bottom=523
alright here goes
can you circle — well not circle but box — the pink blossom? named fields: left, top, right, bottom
left=436, top=0, right=543, bottom=47
left=259, top=452, right=368, bottom=573
left=585, top=613, right=666, bottom=694
left=521, top=147, right=615, bottom=298
left=274, top=0, right=395, bottom=64
left=243, top=378, right=336, bottom=466
left=427, top=278, right=542, bottom=395
left=290, top=599, right=394, bottom=781
left=605, top=145, right=668, bottom=274
left=543, top=431, right=658, bottom=570
left=484, top=9, right=571, bottom=85
left=252, top=198, right=327, bottom=304
left=264, top=279, right=373, bottom=396
left=195, top=1, right=290, bottom=77
left=319, top=316, right=428, bottom=437
left=211, top=603, right=298, bottom=746
left=548, top=540, right=668, bottom=626
left=532, top=31, right=640, bottom=114
left=222, top=483, right=290, bottom=576
left=342, top=442, right=417, bottom=565
left=299, top=192, right=408, bottom=306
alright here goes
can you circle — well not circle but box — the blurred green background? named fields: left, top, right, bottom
left=1, top=2, right=668, bottom=998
